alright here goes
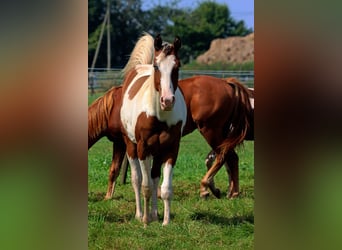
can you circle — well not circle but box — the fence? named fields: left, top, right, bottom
left=88, top=68, right=254, bottom=93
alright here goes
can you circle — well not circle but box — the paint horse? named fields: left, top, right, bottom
left=88, top=76, right=252, bottom=203
left=119, top=33, right=185, bottom=226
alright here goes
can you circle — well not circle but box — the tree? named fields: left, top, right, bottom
left=88, top=0, right=106, bottom=62
left=228, top=20, right=253, bottom=37
left=88, top=0, right=145, bottom=68
left=88, top=0, right=253, bottom=67
left=168, top=1, right=252, bottom=63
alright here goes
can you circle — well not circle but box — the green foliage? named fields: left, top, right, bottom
left=88, top=0, right=105, bottom=32
left=88, top=129, right=254, bottom=249
left=88, top=0, right=145, bottom=68
left=162, top=1, right=253, bottom=64
left=170, top=2, right=230, bottom=63
left=230, top=20, right=253, bottom=36
left=88, top=0, right=253, bottom=68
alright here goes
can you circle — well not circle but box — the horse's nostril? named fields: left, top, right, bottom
left=166, top=97, right=174, bottom=105
left=160, top=96, right=175, bottom=108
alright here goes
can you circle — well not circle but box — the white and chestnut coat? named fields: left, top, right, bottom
left=120, top=33, right=186, bottom=226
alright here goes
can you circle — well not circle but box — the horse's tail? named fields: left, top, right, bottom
left=245, top=88, right=254, bottom=140
left=217, top=78, right=253, bottom=158
left=88, top=87, right=116, bottom=149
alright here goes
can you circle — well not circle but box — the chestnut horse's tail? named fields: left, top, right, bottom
left=217, top=78, right=253, bottom=158
left=88, top=87, right=116, bottom=149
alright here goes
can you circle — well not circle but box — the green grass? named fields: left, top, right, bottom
left=88, top=129, right=254, bottom=249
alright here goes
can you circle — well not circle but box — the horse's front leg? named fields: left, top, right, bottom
left=139, top=155, right=153, bottom=226
left=151, top=157, right=162, bottom=222
left=161, top=161, right=173, bottom=226
left=124, top=136, right=143, bottom=219
left=151, top=176, right=159, bottom=221
left=126, top=156, right=142, bottom=220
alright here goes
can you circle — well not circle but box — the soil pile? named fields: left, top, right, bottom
left=196, top=33, right=254, bottom=64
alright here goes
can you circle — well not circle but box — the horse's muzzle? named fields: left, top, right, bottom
left=160, top=96, right=175, bottom=111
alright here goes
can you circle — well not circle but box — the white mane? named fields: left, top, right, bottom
left=122, top=32, right=154, bottom=76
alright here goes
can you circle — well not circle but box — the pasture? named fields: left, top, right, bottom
left=88, top=93, right=254, bottom=249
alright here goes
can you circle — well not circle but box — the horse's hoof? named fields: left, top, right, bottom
left=212, top=188, right=221, bottom=199
left=162, top=220, right=170, bottom=226
left=227, top=192, right=239, bottom=199
left=103, top=195, right=111, bottom=201
left=200, top=191, right=210, bottom=199
left=135, top=214, right=143, bottom=221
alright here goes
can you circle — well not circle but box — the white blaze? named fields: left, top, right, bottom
left=157, top=54, right=176, bottom=103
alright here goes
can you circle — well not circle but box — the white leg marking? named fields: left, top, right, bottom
left=127, top=155, right=142, bottom=220
left=151, top=177, right=160, bottom=221
left=161, top=162, right=173, bottom=226
left=139, top=156, right=153, bottom=225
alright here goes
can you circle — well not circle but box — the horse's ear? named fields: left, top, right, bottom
left=173, top=36, right=181, bottom=52
left=154, top=34, right=163, bottom=51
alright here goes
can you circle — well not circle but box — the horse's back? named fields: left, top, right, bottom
left=179, top=75, right=235, bottom=125
left=88, top=86, right=123, bottom=148
left=107, top=86, right=124, bottom=141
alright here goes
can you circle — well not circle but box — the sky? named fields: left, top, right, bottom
left=141, top=0, right=254, bottom=30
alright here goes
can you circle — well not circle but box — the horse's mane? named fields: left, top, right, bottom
left=122, top=32, right=154, bottom=76
left=88, top=87, right=117, bottom=146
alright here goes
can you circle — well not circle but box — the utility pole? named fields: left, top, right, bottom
left=107, top=0, right=111, bottom=69
left=90, top=11, right=108, bottom=70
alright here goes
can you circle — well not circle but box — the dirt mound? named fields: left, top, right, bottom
left=196, top=33, right=254, bottom=64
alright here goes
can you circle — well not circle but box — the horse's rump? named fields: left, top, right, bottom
left=216, top=78, right=253, bottom=157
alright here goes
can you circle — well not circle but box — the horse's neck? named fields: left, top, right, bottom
left=144, top=73, right=159, bottom=114
left=124, top=64, right=154, bottom=93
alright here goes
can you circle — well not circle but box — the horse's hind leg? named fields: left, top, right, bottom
left=104, top=140, right=126, bottom=200
left=205, top=150, right=221, bottom=198
left=104, top=158, right=117, bottom=200
left=225, top=150, right=240, bottom=198
left=200, top=152, right=225, bottom=199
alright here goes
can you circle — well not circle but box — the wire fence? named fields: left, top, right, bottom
left=88, top=68, right=254, bottom=93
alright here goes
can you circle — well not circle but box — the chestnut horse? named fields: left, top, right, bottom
left=88, top=85, right=126, bottom=200
left=178, top=76, right=252, bottom=198
left=119, top=33, right=185, bottom=226
left=88, top=76, right=252, bottom=203
left=204, top=87, right=254, bottom=198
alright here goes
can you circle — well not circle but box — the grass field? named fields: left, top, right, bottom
left=88, top=93, right=254, bottom=249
